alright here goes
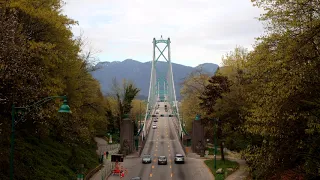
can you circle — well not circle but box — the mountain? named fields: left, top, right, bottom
left=91, top=59, right=218, bottom=100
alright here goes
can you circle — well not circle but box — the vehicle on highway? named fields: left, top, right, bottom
left=130, top=177, right=141, bottom=180
left=174, top=154, right=185, bottom=164
left=160, top=114, right=164, bottom=117
left=152, top=124, right=157, bottom=129
left=153, top=118, right=158, bottom=122
left=142, top=154, right=152, bottom=164
left=158, top=156, right=167, bottom=165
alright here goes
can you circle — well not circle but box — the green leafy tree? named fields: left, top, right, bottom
left=199, top=75, right=231, bottom=161
left=0, top=0, right=110, bottom=179
left=213, top=46, right=259, bottom=152
left=238, top=0, right=320, bottom=178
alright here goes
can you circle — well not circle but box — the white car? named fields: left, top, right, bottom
left=174, top=154, right=185, bottom=164
left=152, top=124, right=157, bottom=129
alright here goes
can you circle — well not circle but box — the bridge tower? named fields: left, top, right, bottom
left=142, top=36, right=187, bottom=141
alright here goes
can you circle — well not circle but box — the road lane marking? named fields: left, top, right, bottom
left=154, top=153, right=157, bottom=156
left=171, top=173, right=173, bottom=177
left=168, top=145, right=170, bottom=148
left=153, top=159, right=156, bottom=162
left=152, top=165, right=154, bottom=169
left=168, top=149, right=170, bottom=152
left=150, top=173, right=153, bottom=177
left=170, top=165, right=172, bottom=168
left=155, top=149, right=157, bottom=151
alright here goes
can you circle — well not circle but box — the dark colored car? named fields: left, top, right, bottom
left=142, top=154, right=152, bottom=164
left=158, top=156, right=167, bottom=165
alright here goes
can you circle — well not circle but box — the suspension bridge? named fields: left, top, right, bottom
left=110, top=37, right=212, bottom=180
left=140, top=37, right=188, bottom=142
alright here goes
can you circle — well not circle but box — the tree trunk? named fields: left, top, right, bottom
left=220, top=141, right=225, bottom=162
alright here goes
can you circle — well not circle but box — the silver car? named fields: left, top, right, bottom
left=142, top=154, right=152, bottom=164
left=174, top=154, right=185, bottom=164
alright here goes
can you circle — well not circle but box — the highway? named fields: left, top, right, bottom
left=110, top=102, right=213, bottom=180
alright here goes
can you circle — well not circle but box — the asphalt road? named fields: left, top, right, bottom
left=108, top=102, right=213, bottom=180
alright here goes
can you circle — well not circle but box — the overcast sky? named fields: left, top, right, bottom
left=62, top=0, right=265, bottom=67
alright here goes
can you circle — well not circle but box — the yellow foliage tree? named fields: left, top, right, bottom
left=180, top=70, right=210, bottom=132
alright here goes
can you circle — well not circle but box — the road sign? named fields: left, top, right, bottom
left=77, top=174, right=84, bottom=180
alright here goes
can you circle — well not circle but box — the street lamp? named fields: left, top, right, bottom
left=214, top=118, right=219, bottom=169
left=10, top=95, right=71, bottom=180
left=139, top=101, right=142, bottom=129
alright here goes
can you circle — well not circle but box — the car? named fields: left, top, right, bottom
left=158, top=156, right=167, bottom=165
left=131, top=177, right=141, bottom=180
left=160, top=114, right=164, bottom=117
left=174, top=154, right=185, bottom=164
left=153, top=118, right=158, bottom=122
left=142, top=154, right=152, bottom=164
left=152, top=124, right=157, bottom=129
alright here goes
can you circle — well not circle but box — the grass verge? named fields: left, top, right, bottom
left=204, top=159, right=239, bottom=180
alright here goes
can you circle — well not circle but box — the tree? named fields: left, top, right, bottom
left=110, top=78, right=140, bottom=130
left=180, top=69, right=210, bottom=132
left=212, top=46, right=257, bottom=151
left=239, top=0, right=320, bottom=178
left=199, top=75, right=231, bottom=161
left=0, top=0, right=110, bottom=178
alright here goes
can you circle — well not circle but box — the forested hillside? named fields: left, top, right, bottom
left=180, top=0, right=320, bottom=179
left=0, top=0, right=109, bottom=179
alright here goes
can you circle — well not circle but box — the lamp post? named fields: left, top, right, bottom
left=10, top=95, right=71, bottom=180
left=214, top=118, right=219, bottom=169
left=139, top=101, right=142, bottom=129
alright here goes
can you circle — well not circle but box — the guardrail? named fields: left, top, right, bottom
left=86, top=144, right=120, bottom=180
left=85, top=164, right=103, bottom=180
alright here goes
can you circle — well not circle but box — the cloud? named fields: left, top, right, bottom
left=63, top=0, right=264, bottom=67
